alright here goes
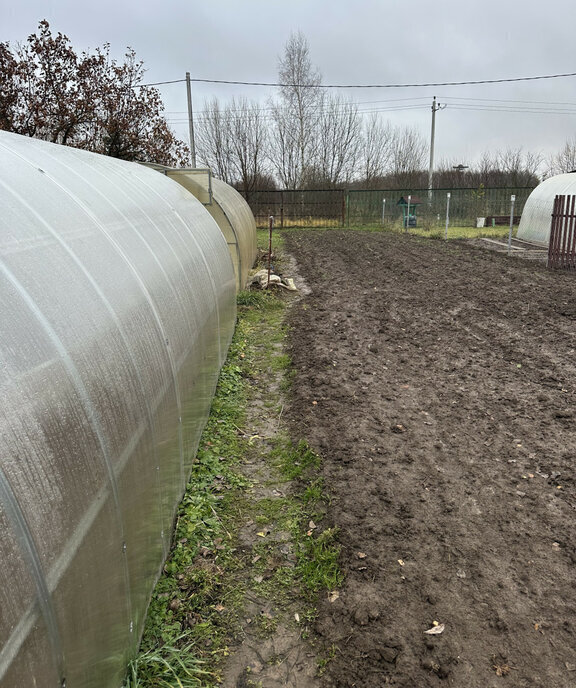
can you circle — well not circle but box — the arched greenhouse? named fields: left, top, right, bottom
left=0, top=131, right=246, bottom=687
left=517, top=172, right=576, bottom=244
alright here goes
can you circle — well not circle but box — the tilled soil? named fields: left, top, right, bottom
left=283, top=230, right=576, bottom=687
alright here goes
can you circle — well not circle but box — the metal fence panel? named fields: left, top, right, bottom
left=244, top=186, right=535, bottom=228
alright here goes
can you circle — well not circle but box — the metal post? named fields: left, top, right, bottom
left=507, top=195, right=516, bottom=255
left=445, top=192, right=451, bottom=240
left=185, top=72, right=196, bottom=167
left=267, top=216, right=274, bottom=287
left=382, top=198, right=386, bottom=226
left=406, top=195, right=411, bottom=232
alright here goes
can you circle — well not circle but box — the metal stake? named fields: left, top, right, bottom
left=445, top=192, right=451, bottom=240
left=406, top=195, right=411, bottom=232
left=267, top=216, right=274, bottom=288
left=507, top=195, right=516, bottom=255
left=382, top=198, right=386, bottom=225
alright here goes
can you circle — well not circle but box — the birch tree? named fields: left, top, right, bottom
left=269, top=31, right=324, bottom=188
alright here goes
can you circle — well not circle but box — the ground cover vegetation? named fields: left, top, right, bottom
left=123, top=232, right=341, bottom=687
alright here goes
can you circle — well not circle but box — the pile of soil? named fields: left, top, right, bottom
left=284, top=230, right=576, bottom=687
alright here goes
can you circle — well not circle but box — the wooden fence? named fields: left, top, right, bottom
left=548, top=195, right=576, bottom=270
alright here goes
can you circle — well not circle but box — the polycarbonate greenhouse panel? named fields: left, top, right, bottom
left=163, top=170, right=257, bottom=291
left=517, top=172, right=576, bottom=244
left=0, top=131, right=236, bottom=688
left=209, top=177, right=258, bottom=291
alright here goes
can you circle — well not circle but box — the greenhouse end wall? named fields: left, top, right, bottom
left=517, top=172, right=576, bottom=244
left=0, top=131, right=237, bottom=687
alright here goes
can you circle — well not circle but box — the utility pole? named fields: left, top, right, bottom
left=428, top=96, right=445, bottom=200
left=186, top=72, right=197, bottom=167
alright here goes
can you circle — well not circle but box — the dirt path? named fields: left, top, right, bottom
left=283, top=230, right=576, bottom=687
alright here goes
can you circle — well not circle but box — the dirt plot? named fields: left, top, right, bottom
left=283, top=230, right=576, bottom=687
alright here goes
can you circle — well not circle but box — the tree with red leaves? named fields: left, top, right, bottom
left=0, top=20, right=190, bottom=166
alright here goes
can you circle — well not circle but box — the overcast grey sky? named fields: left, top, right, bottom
left=3, top=0, right=576, bottom=171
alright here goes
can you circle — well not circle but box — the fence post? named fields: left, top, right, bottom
left=280, top=191, right=284, bottom=229
left=341, top=189, right=346, bottom=227
left=382, top=198, right=386, bottom=226
left=267, top=216, right=274, bottom=287
left=507, top=195, right=516, bottom=255
left=445, top=192, right=451, bottom=240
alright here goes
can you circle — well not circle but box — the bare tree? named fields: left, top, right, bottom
left=196, top=97, right=270, bottom=196
left=358, top=114, right=393, bottom=186
left=228, top=97, right=269, bottom=200
left=312, top=94, right=361, bottom=187
left=547, top=137, right=576, bottom=177
left=388, top=125, right=427, bottom=187
left=269, top=32, right=323, bottom=188
left=196, top=97, right=234, bottom=182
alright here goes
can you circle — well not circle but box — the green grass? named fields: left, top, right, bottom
left=124, top=232, right=341, bottom=687
left=264, top=223, right=518, bottom=241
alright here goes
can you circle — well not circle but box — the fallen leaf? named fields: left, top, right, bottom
left=424, top=623, right=445, bottom=635
left=493, top=663, right=511, bottom=677
left=253, top=575, right=264, bottom=584
left=214, top=604, right=225, bottom=613
left=328, top=590, right=340, bottom=603
left=357, top=552, right=367, bottom=559
left=398, top=559, right=405, bottom=566
left=308, top=520, right=317, bottom=530
left=257, top=531, right=267, bottom=538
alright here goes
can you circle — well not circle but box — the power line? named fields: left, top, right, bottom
left=139, top=70, right=576, bottom=90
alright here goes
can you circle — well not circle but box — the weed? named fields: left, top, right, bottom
left=317, top=644, right=337, bottom=677
left=273, top=436, right=321, bottom=481
left=297, top=528, right=343, bottom=594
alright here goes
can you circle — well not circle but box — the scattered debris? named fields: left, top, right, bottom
left=328, top=591, right=340, bottom=603
left=424, top=623, right=445, bottom=635
left=251, top=269, right=298, bottom=290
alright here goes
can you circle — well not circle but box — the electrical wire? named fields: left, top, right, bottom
left=139, top=70, right=576, bottom=89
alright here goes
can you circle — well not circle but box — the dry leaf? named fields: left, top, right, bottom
left=214, top=604, right=225, bottom=613
left=308, top=520, right=317, bottom=530
left=424, top=623, right=445, bottom=635
left=256, top=531, right=267, bottom=538
left=357, top=552, right=367, bottom=559
left=328, top=590, right=340, bottom=603
left=398, top=559, right=405, bottom=566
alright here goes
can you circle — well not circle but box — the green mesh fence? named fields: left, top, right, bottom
left=244, top=187, right=535, bottom=229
